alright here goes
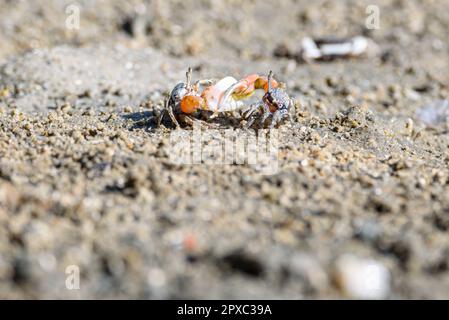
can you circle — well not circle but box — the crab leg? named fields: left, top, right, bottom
left=259, top=105, right=273, bottom=128
left=180, top=114, right=221, bottom=128
left=269, top=110, right=283, bottom=129
left=242, top=102, right=263, bottom=129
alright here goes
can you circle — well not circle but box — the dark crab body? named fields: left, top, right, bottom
left=157, top=69, right=204, bottom=128
left=263, top=87, right=291, bottom=116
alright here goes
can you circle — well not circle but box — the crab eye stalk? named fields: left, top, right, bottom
left=186, top=67, right=193, bottom=89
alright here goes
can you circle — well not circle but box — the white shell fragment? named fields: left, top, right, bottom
left=301, top=37, right=322, bottom=60
left=300, top=36, right=377, bottom=61
left=334, top=254, right=391, bottom=299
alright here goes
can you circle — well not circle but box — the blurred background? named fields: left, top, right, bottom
left=0, top=0, right=448, bottom=64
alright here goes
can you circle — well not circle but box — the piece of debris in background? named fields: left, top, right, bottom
left=274, top=36, right=379, bottom=63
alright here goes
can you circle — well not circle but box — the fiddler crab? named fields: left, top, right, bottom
left=157, top=68, right=294, bottom=129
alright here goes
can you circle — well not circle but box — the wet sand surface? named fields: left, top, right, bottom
left=0, top=0, right=448, bottom=298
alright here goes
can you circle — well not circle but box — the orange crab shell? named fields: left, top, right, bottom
left=180, top=95, right=204, bottom=114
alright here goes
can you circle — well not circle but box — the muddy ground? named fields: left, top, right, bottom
left=0, top=0, right=448, bottom=299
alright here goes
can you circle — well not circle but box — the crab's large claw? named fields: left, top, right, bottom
left=201, top=76, right=239, bottom=112
left=180, top=95, right=204, bottom=114
left=231, top=74, right=259, bottom=99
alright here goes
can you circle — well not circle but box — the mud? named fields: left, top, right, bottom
left=0, top=0, right=448, bottom=299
